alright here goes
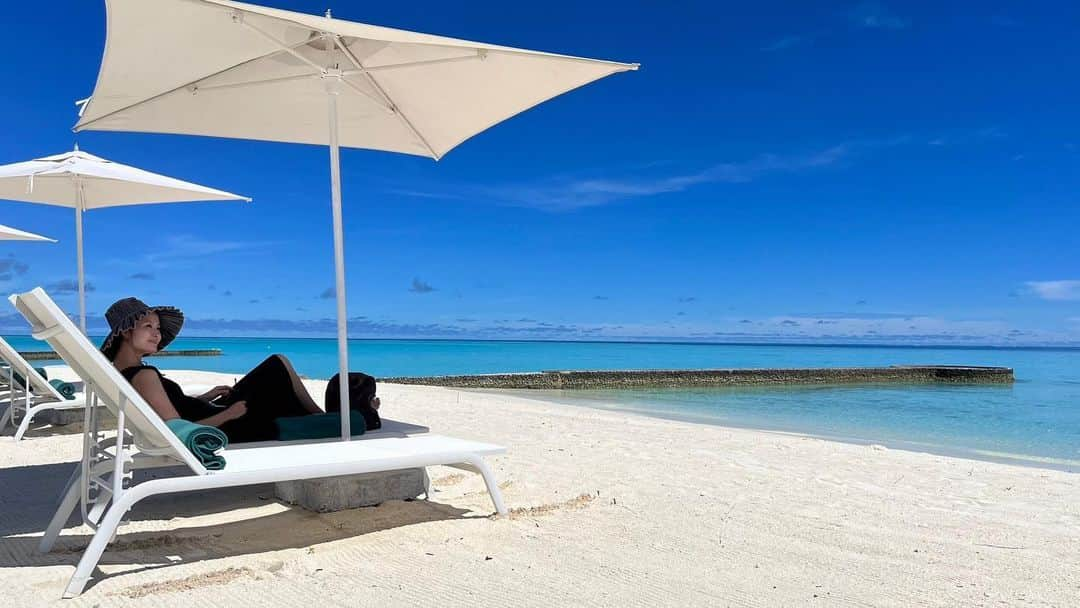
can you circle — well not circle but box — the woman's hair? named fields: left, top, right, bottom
left=102, top=330, right=127, bottom=362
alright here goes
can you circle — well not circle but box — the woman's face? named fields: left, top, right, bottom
left=124, top=312, right=162, bottom=356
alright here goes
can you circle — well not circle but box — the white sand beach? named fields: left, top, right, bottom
left=1, top=368, right=1077, bottom=607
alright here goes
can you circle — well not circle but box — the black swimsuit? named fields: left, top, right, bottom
left=121, top=356, right=315, bottom=443
left=120, top=365, right=217, bottom=420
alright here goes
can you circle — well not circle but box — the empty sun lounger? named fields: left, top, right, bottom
left=0, top=335, right=87, bottom=440
left=11, top=287, right=508, bottom=598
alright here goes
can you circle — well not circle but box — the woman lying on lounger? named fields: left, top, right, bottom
left=101, top=296, right=376, bottom=443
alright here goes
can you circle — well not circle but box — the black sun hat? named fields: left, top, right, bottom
left=100, top=297, right=184, bottom=361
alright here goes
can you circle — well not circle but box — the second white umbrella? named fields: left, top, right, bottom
left=0, top=223, right=56, bottom=243
left=0, top=146, right=250, bottom=331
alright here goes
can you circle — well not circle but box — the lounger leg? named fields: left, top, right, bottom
left=41, top=458, right=117, bottom=553
left=421, top=468, right=432, bottom=500
left=13, top=403, right=52, bottom=441
left=39, top=465, right=84, bottom=553
left=457, top=457, right=507, bottom=516
left=62, top=487, right=145, bottom=599
left=0, top=388, right=21, bottom=433
left=63, top=521, right=115, bottom=597
left=86, top=493, right=111, bottom=526
left=54, top=464, right=82, bottom=512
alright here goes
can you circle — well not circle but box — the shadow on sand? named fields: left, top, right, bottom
left=0, top=459, right=486, bottom=594
left=0, top=401, right=96, bottom=440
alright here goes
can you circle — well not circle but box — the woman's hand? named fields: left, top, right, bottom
left=195, top=400, right=247, bottom=428
left=224, top=400, right=247, bottom=421
left=199, top=385, right=233, bottom=402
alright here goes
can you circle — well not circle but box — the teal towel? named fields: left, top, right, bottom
left=13, top=367, right=48, bottom=389
left=48, top=379, right=77, bottom=400
left=165, top=418, right=227, bottom=470
left=275, top=413, right=367, bottom=441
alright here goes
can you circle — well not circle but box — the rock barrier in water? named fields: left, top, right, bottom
left=381, top=365, right=1013, bottom=389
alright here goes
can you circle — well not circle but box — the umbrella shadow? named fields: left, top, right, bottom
left=1, top=421, right=87, bottom=440
left=2, top=460, right=488, bottom=534
left=0, top=461, right=87, bottom=534
left=0, top=461, right=489, bottom=594
left=0, top=461, right=282, bottom=537
left=0, top=403, right=94, bottom=439
left=3, top=498, right=478, bottom=593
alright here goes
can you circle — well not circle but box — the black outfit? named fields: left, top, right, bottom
left=121, top=355, right=314, bottom=443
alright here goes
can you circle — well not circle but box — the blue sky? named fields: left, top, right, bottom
left=0, top=0, right=1078, bottom=345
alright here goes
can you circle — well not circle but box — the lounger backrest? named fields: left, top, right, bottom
left=0, top=334, right=66, bottom=401
left=10, top=288, right=205, bottom=474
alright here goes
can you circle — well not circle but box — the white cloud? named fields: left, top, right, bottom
left=0, top=307, right=1069, bottom=345
left=1026, top=280, right=1080, bottom=301
left=761, top=35, right=810, bottom=52
left=389, top=130, right=1005, bottom=213
left=850, top=2, right=910, bottom=30
left=385, top=189, right=468, bottom=201
left=392, top=144, right=860, bottom=212
left=923, top=126, right=1006, bottom=148
left=477, top=147, right=847, bottom=211
left=143, top=234, right=274, bottom=265
left=773, top=314, right=1004, bottom=336
left=0, top=257, right=30, bottom=282
left=409, top=278, right=435, bottom=293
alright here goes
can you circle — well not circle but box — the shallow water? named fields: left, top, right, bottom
left=515, top=381, right=1079, bottom=471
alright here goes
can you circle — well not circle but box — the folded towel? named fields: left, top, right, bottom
left=275, top=413, right=367, bottom=441
left=165, top=418, right=227, bottom=470
left=48, top=379, right=77, bottom=400
left=12, top=367, right=48, bottom=389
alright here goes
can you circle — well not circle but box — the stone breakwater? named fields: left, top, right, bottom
left=382, top=365, right=1014, bottom=389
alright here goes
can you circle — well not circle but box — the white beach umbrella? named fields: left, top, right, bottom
left=74, top=0, right=638, bottom=438
left=0, top=147, right=250, bottom=331
left=0, top=223, right=56, bottom=243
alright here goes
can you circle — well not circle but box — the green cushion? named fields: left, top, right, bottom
left=275, top=413, right=367, bottom=441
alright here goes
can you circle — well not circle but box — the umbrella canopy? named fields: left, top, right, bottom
left=0, top=223, right=56, bottom=242
left=0, top=148, right=250, bottom=208
left=0, top=147, right=250, bottom=330
left=75, top=0, right=638, bottom=438
left=75, top=0, right=638, bottom=157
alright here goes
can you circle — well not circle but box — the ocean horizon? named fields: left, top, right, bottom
left=9, top=332, right=1080, bottom=351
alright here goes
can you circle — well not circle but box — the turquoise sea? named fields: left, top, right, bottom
left=6, top=335, right=1079, bottom=471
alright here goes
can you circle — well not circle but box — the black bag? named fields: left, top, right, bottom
left=324, top=372, right=381, bottom=430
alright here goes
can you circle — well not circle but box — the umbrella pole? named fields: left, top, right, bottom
left=327, top=76, right=352, bottom=441
left=75, top=184, right=87, bottom=334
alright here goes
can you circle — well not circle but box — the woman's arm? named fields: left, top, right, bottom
left=194, top=401, right=247, bottom=428
left=129, top=369, right=182, bottom=421
left=130, top=369, right=246, bottom=428
left=197, top=385, right=233, bottom=402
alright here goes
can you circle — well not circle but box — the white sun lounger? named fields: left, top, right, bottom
left=0, top=335, right=87, bottom=440
left=11, top=287, right=507, bottom=598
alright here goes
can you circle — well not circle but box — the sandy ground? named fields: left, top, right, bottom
left=0, top=367, right=1077, bottom=607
